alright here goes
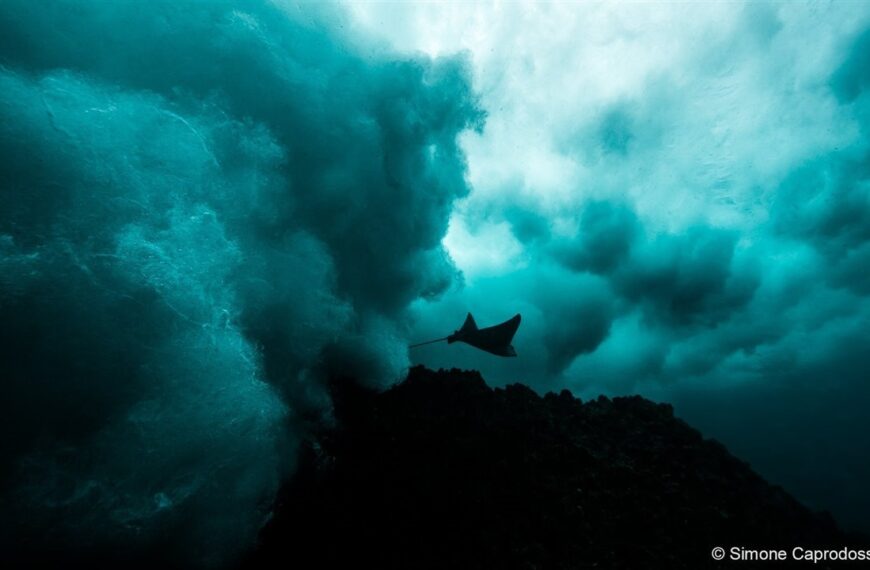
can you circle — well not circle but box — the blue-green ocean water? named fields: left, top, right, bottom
left=1, top=1, right=869, bottom=567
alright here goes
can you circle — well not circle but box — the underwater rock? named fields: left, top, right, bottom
left=249, top=366, right=864, bottom=569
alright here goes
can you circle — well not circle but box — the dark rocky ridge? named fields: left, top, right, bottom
left=249, top=366, right=863, bottom=569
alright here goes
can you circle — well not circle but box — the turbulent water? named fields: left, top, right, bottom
left=3, top=2, right=870, bottom=567
left=0, top=2, right=481, bottom=566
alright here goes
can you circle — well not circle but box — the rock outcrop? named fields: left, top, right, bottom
left=249, top=366, right=861, bottom=569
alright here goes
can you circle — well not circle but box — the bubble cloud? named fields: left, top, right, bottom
left=0, top=1, right=481, bottom=565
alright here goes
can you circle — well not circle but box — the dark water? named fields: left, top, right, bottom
left=1, top=2, right=869, bottom=567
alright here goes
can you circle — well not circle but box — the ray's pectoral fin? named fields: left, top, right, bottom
left=460, top=313, right=478, bottom=332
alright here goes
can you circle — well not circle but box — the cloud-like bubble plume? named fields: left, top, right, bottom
left=0, top=1, right=482, bottom=566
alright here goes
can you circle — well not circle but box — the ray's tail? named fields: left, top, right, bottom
left=409, top=337, right=449, bottom=349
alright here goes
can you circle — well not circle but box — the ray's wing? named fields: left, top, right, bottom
left=471, top=314, right=521, bottom=347
left=460, top=312, right=478, bottom=332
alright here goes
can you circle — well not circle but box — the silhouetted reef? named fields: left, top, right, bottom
left=249, top=366, right=861, bottom=569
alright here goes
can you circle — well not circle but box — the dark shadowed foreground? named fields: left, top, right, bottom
left=248, top=366, right=863, bottom=569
